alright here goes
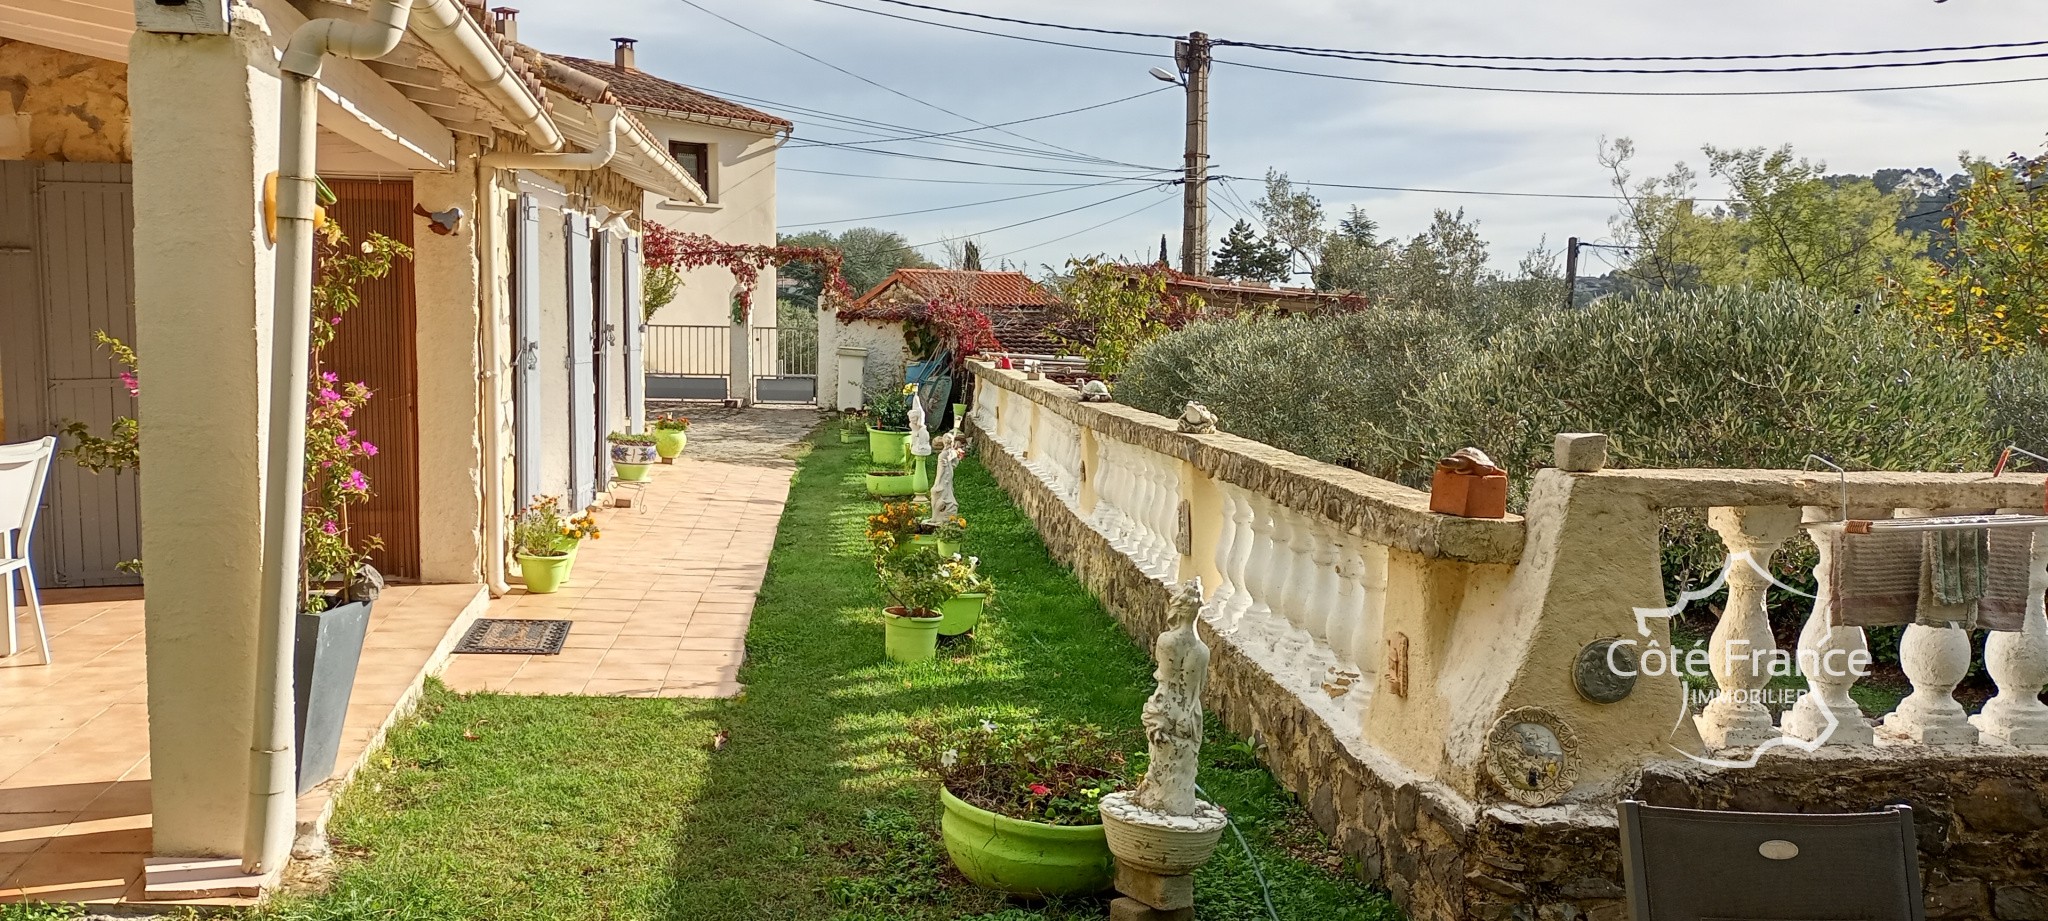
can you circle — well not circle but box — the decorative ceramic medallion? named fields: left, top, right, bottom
left=1573, top=637, right=1638, bottom=704
left=1484, top=706, right=1580, bottom=806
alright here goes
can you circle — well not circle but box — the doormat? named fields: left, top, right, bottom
left=454, top=619, right=571, bottom=655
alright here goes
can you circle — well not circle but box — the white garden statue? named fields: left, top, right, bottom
left=1099, top=578, right=1228, bottom=877
left=907, top=384, right=932, bottom=458
left=927, top=432, right=965, bottom=524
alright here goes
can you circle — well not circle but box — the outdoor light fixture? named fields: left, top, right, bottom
left=1149, top=66, right=1183, bottom=85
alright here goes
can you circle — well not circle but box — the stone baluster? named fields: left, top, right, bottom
left=1974, top=522, right=2048, bottom=746
left=1325, top=531, right=1361, bottom=668
left=1351, top=542, right=1389, bottom=680
left=1207, top=486, right=1241, bottom=616
left=1304, top=521, right=1340, bottom=646
left=1783, top=506, right=1876, bottom=746
left=1223, top=489, right=1261, bottom=625
left=1135, top=454, right=1164, bottom=572
left=1241, top=501, right=1279, bottom=629
left=1880, top=507, right=1981, bottom=745
left=1147, top=454, right=1174, bottom=574
left=1696, top=505, right=1801, bottom=749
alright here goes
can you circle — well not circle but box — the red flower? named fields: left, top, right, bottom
left=1028, top=783, right=1050, bottom=796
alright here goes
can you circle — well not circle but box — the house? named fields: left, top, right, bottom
left=0, top=0, right=702, bottom=896
left=1157, top=267, right=1364, bottom=314
left=556, top=39, right=794, bottom=404
left=818, top=268, right=1062, bottom=411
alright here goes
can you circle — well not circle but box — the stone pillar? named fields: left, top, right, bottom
left=1696, top=505, right=1800, bottom=750
left=727, top=288, right=750, bottom=406
left=1880, top=508, right=1981, bottom=746
left=411, top=147, right=485, bottom=583
left=1782, top=506, right=1877, bottom=746
left=130, top=8, right=280, bottom=857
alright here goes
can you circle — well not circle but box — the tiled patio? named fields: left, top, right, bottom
left=440, top=457, right=793, bottom=698
left=0, top=582, right=487, bottom=903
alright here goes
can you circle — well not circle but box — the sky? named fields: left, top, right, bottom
left=512, top=0, right=2048, bottom=278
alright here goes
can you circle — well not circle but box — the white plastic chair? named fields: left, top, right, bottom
left=0, top=436, right=55, bottom=664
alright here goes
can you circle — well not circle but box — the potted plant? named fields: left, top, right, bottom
left=876, top=544, right=953, bottom=663
left=838, top=409, right=866, bottom=444
left=893, top=718, right=1125, bottom=897
left=866, top=384, right=913, bottom=465
left=866, top=465, right=917, bottom=498
left=608, top=431, right=659, bottom=481
left=652, top=414, right=690, bottom=461
left=922, top=513, right=966, bottom=558
left=936, top=554, right=993, bottom=636
left=510, top=496, right=599, bottom=593
left=867, top=502, right=963, bottom=557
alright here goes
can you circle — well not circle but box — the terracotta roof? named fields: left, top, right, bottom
left=1156, top=267, right=1346, bottom=302
left=553, top=56, right=792, bottom=132
left=849, top=269, right=1058, bottom=310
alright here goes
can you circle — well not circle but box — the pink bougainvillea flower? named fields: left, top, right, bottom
left=1028, top=783, right=1050, bottom=796
left=320, top=371, right=338, bottom=384
left=361, top=441, right=378, bottom=457
left=334, top=433, right=350, bottom=449
left=339, top=406, right=354, bottom=418
left=344, top=469, right=369, bottom=492
left=119, top=370, right=139, bottom=397
left=321, top=520, right=339, bottom=535
left=318, top=388, right=341, bottom=403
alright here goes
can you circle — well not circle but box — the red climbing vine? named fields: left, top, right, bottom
left=642, top=224, right=850, bottom=323
left=837, top=296, right=1003, bottom=369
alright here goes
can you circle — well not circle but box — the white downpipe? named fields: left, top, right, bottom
left=248, top=0, right=412, bottom=876
left=482, top=105, right=622, bottom=170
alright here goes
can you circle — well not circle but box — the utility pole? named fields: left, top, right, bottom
left=1177, top=32, right=1211, bottom=276
left=1563, top=236, right=1580, bottom=309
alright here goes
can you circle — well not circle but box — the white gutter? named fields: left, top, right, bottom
left=482, top=104, right=620, bottom=170
left=251, top=0, right=414, bottom=877
left=409, top=0, right=562, bottom=151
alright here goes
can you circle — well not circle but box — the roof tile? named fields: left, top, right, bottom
left=554, top=56, right=792, bottom=132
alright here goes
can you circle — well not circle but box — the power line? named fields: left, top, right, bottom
left=840, top=0, right=2048, bottom=66
left=674, top=0, right=1147, bottom=168
left=1215, top=57, right=2048, bottom=96
left=1221, top=42, right=2048, bottom=75
left=795, top=86, right=1174, bottom=149
left=912, top=183, right=1170, bottom=248
left=991, top=192, right=1180, bottom=259
left=687, top=86, right=1157, bottom=168
left=785, top=140, right=1180, bottom=180
left=811, top=0, right=2048, bottom=96
left=781, top=177, right=1132, bottom=228
left=1259, top=176, right=1733, bottom=202
left=781, top=167, right=1153, bottom=186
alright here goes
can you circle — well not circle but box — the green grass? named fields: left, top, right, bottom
left=259, top=437, right=1401, bottom=921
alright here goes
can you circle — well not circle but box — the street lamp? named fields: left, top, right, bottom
left=1149, top=65, right=1183, bottom=85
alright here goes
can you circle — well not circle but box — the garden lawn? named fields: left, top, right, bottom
left=255, top=435, right=1402, bottom=921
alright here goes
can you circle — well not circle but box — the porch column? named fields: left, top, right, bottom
left=129, top=9, right=280, bottom=857
left=413, top=145, right=484, bottom=583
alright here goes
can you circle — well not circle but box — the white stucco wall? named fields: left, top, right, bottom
left=129, top=8, right=278, bottom=858
left=636, top=114, right=779, bottom=329
left=817, top=313, right=907, bottom=411
left=411, top=148, right=484, bottom=583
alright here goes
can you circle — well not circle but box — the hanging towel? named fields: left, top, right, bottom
left=1916, top=528, right=1986, bottom=629
left=1827, top=528, right=1921, bottom=627
left=1979, top=528, right=2036, bottom=632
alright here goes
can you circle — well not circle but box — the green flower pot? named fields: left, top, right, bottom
left=866, top=470, right=916, bottom=498
left=940, top=787, right=1112, bottom=897
left=952, top=402, right=967, bottom=425
left=868, top=426, right=910, bottom=465
left=614, top=461, right=651, bottom=481
left=654, top=429, right=688, bottom=458
left=883, top=607, right=943, bottom=662
left=839, top=427, right=858, bottom=444
left=517, top=552, right=575, bottom=594
left=910, top=533, right=959, bottom=558
left=937, top=592, right=986, bottom=636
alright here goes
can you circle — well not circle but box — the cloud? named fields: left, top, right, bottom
left=511, top=0, right=2048, bottom=272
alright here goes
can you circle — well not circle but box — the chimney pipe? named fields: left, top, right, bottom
left=490, top=6, right=517, bottom=43
left=612, top=36, right=636, bottom=71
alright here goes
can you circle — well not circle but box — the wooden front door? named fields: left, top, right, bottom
left=322, top=178, right=421, bottom=581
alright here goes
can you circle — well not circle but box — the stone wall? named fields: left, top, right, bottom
left=0, top=39, right=130, bottom=163
left=968, top=362, right=2048, bottom=921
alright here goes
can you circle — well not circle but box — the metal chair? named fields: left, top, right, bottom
left=1620, top=800, right=1925, bottom=921
left=0, top=436, right=56, bottom=664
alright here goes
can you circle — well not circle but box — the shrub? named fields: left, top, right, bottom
left=1119, top=309, right=1471, bottom=480
left=1410, top=285, right=1997, bottom=486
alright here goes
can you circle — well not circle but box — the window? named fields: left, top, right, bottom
left=668, top=141, right=711, bottom=198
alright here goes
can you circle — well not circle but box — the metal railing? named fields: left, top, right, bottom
left=645, top=324, right=730, bottom=376
left=751, top=325, right=818, bottom=403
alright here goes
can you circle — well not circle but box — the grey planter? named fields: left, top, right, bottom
left=293, top=599, right=373, bottom=795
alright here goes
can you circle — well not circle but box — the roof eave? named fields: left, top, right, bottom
left=622, top=102, right=790, bottom=137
